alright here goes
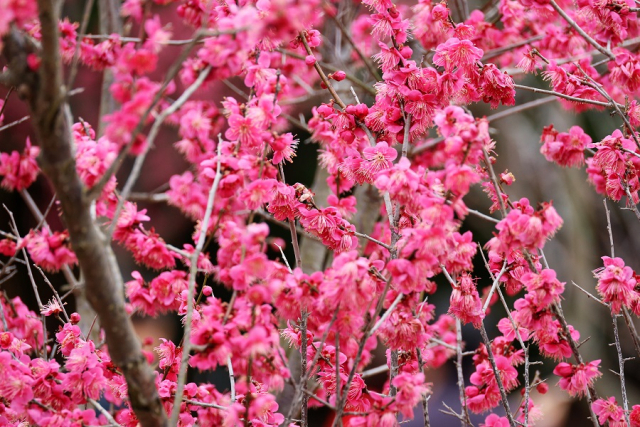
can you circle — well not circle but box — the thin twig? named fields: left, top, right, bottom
left=0, top=115, right=29, bottom=132
left=170, top=141, right=223, bottom=425
left=483, top=260, right=507, bottom=312
left=549, top=0, right=615, bottom=60
left=34, top=265, right=70, bottom=322
left=603, top=199, right=614, bottom=258
left=611, top=313, right=631, bottom=426
left=482, top=148, right=508, bottom=217
left=370, top=293, right=404, bottom=335
left=622, top=308, right=640, bottom=359
left=479, top=322, right=517, bottom=427
left=326, top=8, right=380, bottom=82
left=66, top=0, right=96, bottom=91
left=106, top=65, right=213, bottom=240
left=89, top=398, right=121, bottom=426
left=227, top=355, right=236, bottom=403
left=455, top=318, right=472, bottom=427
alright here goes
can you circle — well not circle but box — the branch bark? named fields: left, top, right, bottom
left=1, top=3, right=167, bottom=426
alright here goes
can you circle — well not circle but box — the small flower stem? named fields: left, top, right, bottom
left=482, top=260, right=508, bottom=312
left=603, top=199, right=614, bottom=258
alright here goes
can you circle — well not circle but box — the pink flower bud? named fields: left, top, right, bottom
left=305, top=55, right=317, bottom=65
left=70, top=312, right=81, bottom=324
left=331, top=70, right=346, bottom=81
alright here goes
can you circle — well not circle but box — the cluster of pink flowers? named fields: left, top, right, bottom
left=0, top=138, right=40, bottom=192
left=4, top=0, right=640, bottom=424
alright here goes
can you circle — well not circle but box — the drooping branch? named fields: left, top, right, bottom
left=0, top=3, right=167, bottom=426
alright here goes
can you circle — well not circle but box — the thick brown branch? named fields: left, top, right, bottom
left=1, top=5, right=167, bottom=427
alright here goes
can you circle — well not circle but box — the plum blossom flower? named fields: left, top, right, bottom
left=433, top=38, right=483, bottom=72
left=592, top=397, right=626, bottom=427
left=594, top=256, right=637, bottom=313
left=481, top=414, right=510, bottom=427
left=540, top=125, right=591, bottom=167
left=449, top=273, right=485, bottom=328
left=0, top=138, right=40, bottom=191
left=41, top=299, right=64, bottom=317
left=23, top=227, right=77, bottom=272
left=392, top=372, right=429, bottom=418
left=553, top=360, right=601, bottom=397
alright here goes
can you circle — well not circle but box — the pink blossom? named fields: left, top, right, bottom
left=392, top=372, right=429, bottom=418
left=0, top=138, right=40, bottom=191
left=481, top=414, right=510, bottom=427
left=480, top=64, right=516, bottom=109
left=23, top=227, right=77, bottom=272
left=521, top=269, right=565, bottom=307
left=41, top=299, right=64, bottom=317
left=553, top=360, right=601, bottom=397
left=592, top=397, right=626, bottom=427
left=594, top=256, right=637, bottom=313
left=433, top=38, right=483, bottom=72
left=540, top=125, right=591, bottom=167
left=449, top=273, right=485, bottom=328
left=631, top=405, right=640, bottom=426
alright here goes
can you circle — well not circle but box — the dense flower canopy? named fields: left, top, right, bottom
left=1, top=0, right=640, bottom=426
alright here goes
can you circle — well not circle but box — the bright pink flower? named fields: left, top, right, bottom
left=480, top=64, right=516, bottom=109
left=592, top=397, right=626, bottom=427
left=358, top=142, right=397, bottom=182
left=594, top=256, right=637, bottom=313
left=149, top=270, right=188, bottom=311
left=0, top=138, right=40, bottom=191
left=631, top=405, right=640, bottom=426
left=23, top=227, right=77, bottom=272
left=466, top=383, right=502, bottom=413
left=449, top=273, right=485, bottom=328
left=155, top=338, right=182, bottom=381
left=0, top=238, right=16, bottom=256
left=553, top=360, right=601, bottom=397
left=481, top=414, right=510, bottom=427
left=433, top=38, right=483, bottom=72
left=123, top=229, right=176, bottom=270
left=486, top=198, right=563, bottom=255
left=522, top=269, right=565, bottom=307
left=55, top=322, right=83, bottom=356
left=392, top=372, right=429, bottom=418
left=240, top=179, right=278, bottom=210
left=540, top=125, right=591, bottom=167
left=62, top=341, right=107, bottom=402
left=497, top=316, right=529, bottom=342
left=269, top=133, right=298, bottom=164
left=225, top=114, right=264, bottom=149
left=41, top=299, right=64, bottom=317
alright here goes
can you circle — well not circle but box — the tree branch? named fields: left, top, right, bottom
left=0, top=6, right=166, bottom=426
